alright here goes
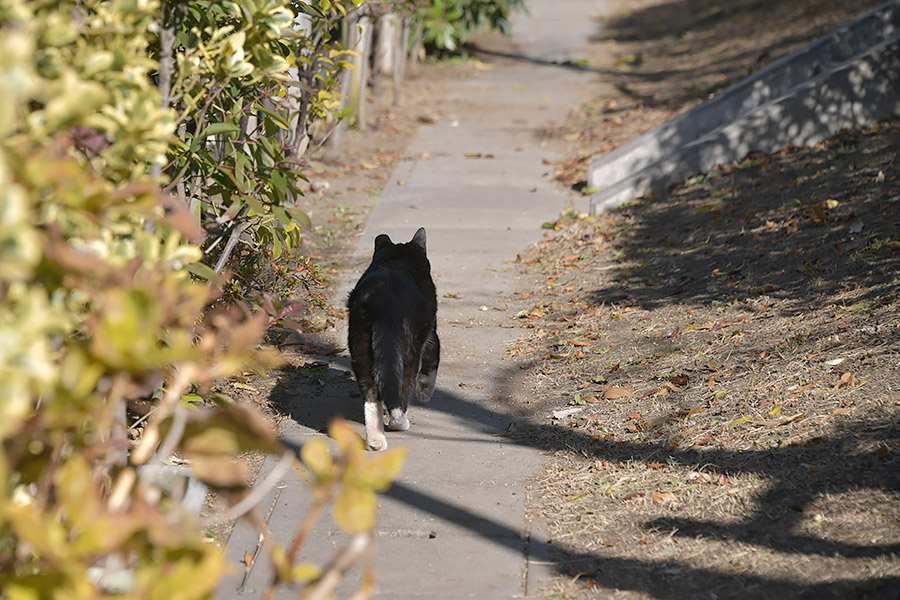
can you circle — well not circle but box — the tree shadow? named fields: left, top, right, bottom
left=594, top=0, right=885, bottom=110
left=584, top=122, right=900, bottom=317
left=266, top=347, right=900, bottom=597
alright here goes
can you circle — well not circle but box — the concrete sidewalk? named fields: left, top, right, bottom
left=219, top=1, right=599, bottom=598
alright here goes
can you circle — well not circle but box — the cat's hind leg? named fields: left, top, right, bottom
left=363, top=387, right=387, bottom=451
left=416, top=328, right=440, bottom=403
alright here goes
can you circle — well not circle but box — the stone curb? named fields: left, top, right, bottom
left=589, top=0, right=900, bottom=213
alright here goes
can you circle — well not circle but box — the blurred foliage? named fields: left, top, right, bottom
left=412, top=0, right=526, bottom=52
left=0, top=1, right=402, bottom=598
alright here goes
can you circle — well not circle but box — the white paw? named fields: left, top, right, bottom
left=386, top=408, right=410, bottom=431
left=367, top=434, right=388, bottom=451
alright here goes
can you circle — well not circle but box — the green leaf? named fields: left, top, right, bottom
left=224, top=198, right=244, bottom=221
left=234, top=153, right=248, bottom=191
left=198, top=122, right=240, bottom=139
left=272, top=234, right=282, bottom=259
left=244, top=195, right=266, bottom=216
left=271, top=205, right=291, bottom=228
left=185, top=262, right=218, bottom=281
left=271, top=170, right=288, bottom=203
left=286, top=206, right=312, bottom=228
left=257, top=106, right=289, bottom=130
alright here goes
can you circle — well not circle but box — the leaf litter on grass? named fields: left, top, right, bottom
left=513, top=121, right=900, bottom=598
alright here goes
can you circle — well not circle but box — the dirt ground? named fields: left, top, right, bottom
left=511, top=0, right=900, bottom=597
left=212, top=0, right=900, bottom=596
left=516, top=122, right=900, bottom=599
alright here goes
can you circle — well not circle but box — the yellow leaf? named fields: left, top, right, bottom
left=190, top=455, right=248, bottom=488
left=728, top=415, right=752, bottom=429
left=333, top=486, right=376, bottom=533
left=354, top=446, right=407, bottom=492
left=300, top=438, right=334, bottom=482
left=328, top=418, right=364, bottom=459
left=291, top=562, right=322, bottom=584
left=270, top=545, right=290, bottom=582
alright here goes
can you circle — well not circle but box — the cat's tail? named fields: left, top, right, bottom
left=371, top=321, right=413, bottom=430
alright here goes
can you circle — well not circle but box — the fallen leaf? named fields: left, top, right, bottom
left=668, top=373, right=689, bottom=386
left=873, top=444, right=891, bottom=458
left=551, top=407, right=584, bottom=420
left=824, top=406, right=854, bottom=420
left=651, top=490, right=677, bottom=504
left=835, top=372, right=859, bottom=389
left=793, top=381, right=821, bottom=394
left=620, top=491, right=645, bottom=502
left=728, top=415, right=752, bottom=429
left=244, top=551, right=254, bottom=568
left=602, top=386, right=632, bottom=399
left=777, top=412, right=804, bottom=426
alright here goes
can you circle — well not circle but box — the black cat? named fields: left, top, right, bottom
left=347, top=228, right=440, bottom=451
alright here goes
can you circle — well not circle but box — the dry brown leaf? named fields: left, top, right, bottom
left=825, top=406, right=855, bottom=420
left=651, top=490, right=677, bottom=504
left=668, top=373, right=690, bottom=386
left=834, top=371, right=860, bottom=389
left=602, top=386, right=632, bottom=399
left=244, top=551, right=254, bottom=568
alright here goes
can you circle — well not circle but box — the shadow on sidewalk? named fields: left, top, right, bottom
left=268, top=354, right=900, bottom=598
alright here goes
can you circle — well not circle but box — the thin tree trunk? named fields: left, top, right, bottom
left=324, top=17, right=353, bottom=159
left=347, top=16, right=373, bottom=129
left=410, top=19, right=424, bottom=69
left=393, top=17, right=410, bottom=106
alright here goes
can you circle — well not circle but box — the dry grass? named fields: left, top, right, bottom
left=514, top=120, right=900, bottom=597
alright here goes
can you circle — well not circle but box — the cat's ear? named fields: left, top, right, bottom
left=411, top=227, right=426, bottom=251
left=374, top=234, right=392, bottom=251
